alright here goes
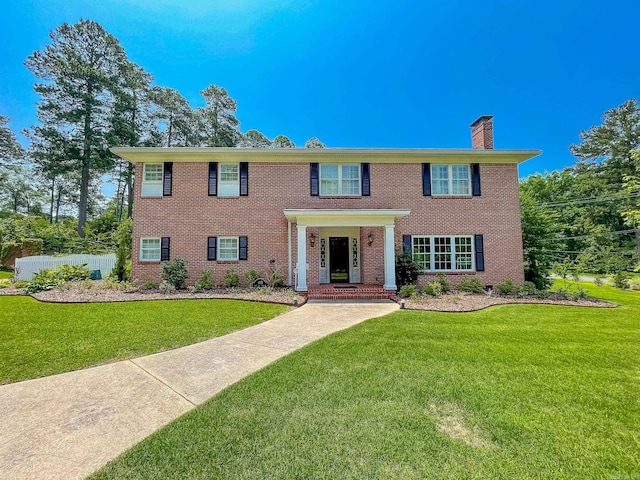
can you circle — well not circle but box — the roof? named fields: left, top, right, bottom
left=110, top=147, right=541, bottom=165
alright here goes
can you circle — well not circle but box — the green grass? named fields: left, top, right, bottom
left=92, top=284, right=640, bottom=479
left=0, top=271, right=12, bottom=279
left=0, top=297, right=290, bottom=384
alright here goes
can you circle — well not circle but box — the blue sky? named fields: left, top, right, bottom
left=1, top=0, right=639, bottom=182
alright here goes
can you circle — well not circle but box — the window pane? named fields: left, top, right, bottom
left=220, top=164, right=239, bottom=182
left=320, top=179, right=339, bottom=195
left=141, top=238, right=160, bottom=260
left=412, top=236, right=431, bottom=270
left=218, top=237, right=238, bottom=260
left=341, top=179, right=360, bottom=195
left=433, top=237, right=452, bottom=270
left=432, top=166, right=449, bottom=195
left=144, top=164, right=163, bottom=182
left=432, top=179, right=449, bottom=195
left=341, top=165, right=359, bottom=179
left=320, top=164, right=338, bottom=179
left=452, top=165, right=470, bottom=195
left=454, top=236, right=473, bottom=270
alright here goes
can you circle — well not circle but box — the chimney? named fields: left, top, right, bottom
left=470, top=115, right=494, bottom=149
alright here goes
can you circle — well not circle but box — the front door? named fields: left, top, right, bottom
left=329, top=237, right=349, bottom=283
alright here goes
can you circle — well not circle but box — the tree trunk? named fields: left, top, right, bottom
left=126, top=162, right=134, bottom=218
left=167, top=113, right=173, bottom=147
left=78, top=88, right=93, bottom=238
left=49, top=177, right=55, bottom=223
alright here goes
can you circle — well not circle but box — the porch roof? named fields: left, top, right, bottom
left=284, top=209, right=410, bottom=227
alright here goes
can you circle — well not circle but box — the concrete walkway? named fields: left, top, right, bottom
left=0, top=300, right=398, bottom=480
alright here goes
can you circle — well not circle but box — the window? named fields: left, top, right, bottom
left=320, top=164, right=361, bottom=196
left=218, top=237, right=239, bottom=261
left=431, top=165, right=470, bottom=196
left=219, top=163, right=239, bottom=196
left=411, top=235, right=474, bottom=272
left=140, top=238, right=161, bottom=261
left=141, top=164, right=163, bottom=197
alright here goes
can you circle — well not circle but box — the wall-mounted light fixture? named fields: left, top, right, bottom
left=309, top=232, right=316, bottom=247
left=367, top=232, right=375, bottom=246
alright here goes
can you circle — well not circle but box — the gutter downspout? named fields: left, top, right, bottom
left=288, top=220, right=292, bottom=286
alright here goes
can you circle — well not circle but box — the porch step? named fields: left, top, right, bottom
left=304, top=284, right=395, bottom=301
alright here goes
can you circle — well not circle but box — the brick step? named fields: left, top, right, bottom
left=305, top=284, right=394, bottom=301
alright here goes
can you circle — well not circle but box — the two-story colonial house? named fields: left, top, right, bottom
left=112, top=116, right=540, bottom=297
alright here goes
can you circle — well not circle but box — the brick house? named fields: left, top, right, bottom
left=112, top=116, right=540, bottom=294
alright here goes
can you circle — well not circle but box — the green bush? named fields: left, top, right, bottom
left=423, top=281, right=443, bottom=297
left=399, top=284, right=418, bottom=298
left=456, top=275, right=484, bottom=293
left=0, top=279, right=10, bottom=289
left=594, top=277, right=605, bottom=287
left=56, top=263, right=90, bottom=282
left=518, top=281, right=539, bottom=296
left=244, top=269, right=263, bottom=286
left=192, top=269, right=215, bottom=292
left=627, top=277, right=640, bottom=291
left=610, top=271, right=630, bottom=290
left=162, top=259, right=188, bottom=289
left=395, top=252, right=420, bottom=287
left=159, top=280, right=176, bottom=294
left=24, top=269, right=61, bottom=293
left=223, top=269, right=240, bottom=288
left=13, top=279, right=30, bottom=289
left=496, top=278, right=519, bottom=296
left=436, top=273, right=450, bottom=293
left=138, top=279, right=159, bottom=291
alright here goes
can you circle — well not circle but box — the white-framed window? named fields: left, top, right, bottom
left=431, top=165, right=470, bottom=196
left=140, top=237, right=161, bottom=261
left=219, top=163, right=239, bottom=196
left=218, top=236, right=239, bottom=261
left=411, top=235, right=474, bottom=272
left=320, top=164, right=361, bottom=196
left=141, top=163, right=163, bottom=197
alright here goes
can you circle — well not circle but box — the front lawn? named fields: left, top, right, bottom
left=93, top=285, right=640, bottom=479
left=0, top=271, right=12, bottom=279
left=0, top=297, right=290, bottom=384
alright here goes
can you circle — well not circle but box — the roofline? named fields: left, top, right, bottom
left=111, top=147, right=542, bottom=164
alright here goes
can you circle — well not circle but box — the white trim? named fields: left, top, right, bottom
left=112, top=147, right=542, bottom=165
left=284, top=209, right=410, bottom=227
left=287, top=220, right=292, bottom=286
left=140, top=237, right=161, bottom=261
left=431, top=164, right=471, bottom=196
left=218, top=163, right=240, bottom=197
left=319, top=163, right=361, bottom=196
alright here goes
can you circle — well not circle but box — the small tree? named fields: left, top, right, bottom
left=112, top=217, right=132, bottom=281
left=162, top=258, right=188, bottom=289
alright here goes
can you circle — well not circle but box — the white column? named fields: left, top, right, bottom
left=383, top=224, right=396, bottom=291
left=296, top=225, right=308, bottom=291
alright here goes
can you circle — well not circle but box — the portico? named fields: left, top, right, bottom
left=283, top=209, right=410, bottom=292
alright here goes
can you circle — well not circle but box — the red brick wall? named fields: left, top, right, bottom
left=131, top=161, right=524, bottom=287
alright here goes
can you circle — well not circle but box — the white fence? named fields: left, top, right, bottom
left=15, top=254, right=117, bottom=281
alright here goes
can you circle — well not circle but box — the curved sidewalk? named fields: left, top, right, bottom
left=0, top=300, right=398, bottom=480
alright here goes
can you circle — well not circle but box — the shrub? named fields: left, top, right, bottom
left=628, top=277, right=640, bottom=291
left=112, top=218, right=132, bottom=282
left=244, top=269, right=263, bottom=286
left=594, top=277, right=604, bottom=287
left=456, top=275, right=484, bottom=293
left=518, top=281, right=539, bottom=296
left=610, top=271, right=630, bottom=290
left=56, top=263, right=90, bottom=282
left=223, top=269, right=240, bottom=288
left=436, top=273, right=450, bottom=293
left=0, top=279, right=10, bottom=289
left=399, top=284, right=418, bottom=298
left=192, top=269, right=215, bottom=292
left=496, top=278, right=519, bottom=296
left=159, top=280, right=176, bottom=294
left=395, top=252, right=420, bottom=287
left=13, top=279, right=30, bottom=289
left=255, top=286, right=273, bottom=295
left=266, top=261, right=286, bottom=287
left=24, top=269, right=61, bottom=293
left=162, top=259, right=188, bottom=289
left=423, top=281, right=443, bottom=297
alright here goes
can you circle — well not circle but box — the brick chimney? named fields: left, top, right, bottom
left=470, top=115, right=494, bottom=149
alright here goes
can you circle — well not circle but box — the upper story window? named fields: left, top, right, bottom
left=219, top=163, right=239, bottom=196
left=320, top=164, right=361, bottom=196
left=141, top=164, right=163, bottom=197
left=431, top=165, right=470, bottom=196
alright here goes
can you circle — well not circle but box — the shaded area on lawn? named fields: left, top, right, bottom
left=92, top=284, right=640, bottom=480
left=0, top=297, right=290, bottom=384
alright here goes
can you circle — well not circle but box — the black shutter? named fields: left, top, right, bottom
left=161, top=237, right=170, bottom=261
left=239, top=236, right=248, bottom=260
left=240, top=162, right=248, bottom=196
left=471, top=163, right=481, bottom=196
left=310, top=163, right=319, bottom=196
left=403, top=235, right=412, bottom=254
left=422, top=163, right=431, bottom=196
left=361, top=163, right=370, bottom=196
left=207, top=236, right=217, bottom=261
left=208, top=162, right=218, bottom=196
left=163, top=162, right=173, bottom=196
left=475, top=234, right=484, bottom=271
